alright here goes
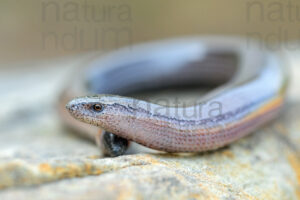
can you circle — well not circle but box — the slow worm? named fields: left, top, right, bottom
left=59, top=37, right=289, bottom=156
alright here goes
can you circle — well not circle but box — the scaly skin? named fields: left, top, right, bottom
left=63, top=37, right=288, bottom=154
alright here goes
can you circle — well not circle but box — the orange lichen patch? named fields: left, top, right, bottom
left=39, top=163, right=98, bottom=178
left=287, top=152, right=300, bottom=199
left=84, top=163, right=92, bottom=174
left=66, top=164, right=82, bottom=176
left=239, top=163, right=250, bottom=169
left=93, top=169, right=102, bottom=175
left=39, top=163, right=53, bottom=174
left=54, top=166, right=74, bottom=177
left=39, top=155, right=157, bottom=181
left=221, top=150, right=235, bottom=159
left=87, top=155, right=100, bottom=159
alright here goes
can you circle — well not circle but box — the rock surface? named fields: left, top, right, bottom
left=0, top=52, right=299, bottom=199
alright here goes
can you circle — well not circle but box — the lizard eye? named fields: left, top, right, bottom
left=92, top=104, right=103, bottom=112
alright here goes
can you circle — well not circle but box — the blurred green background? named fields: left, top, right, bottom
left=1, top=0, right=299, bottom=65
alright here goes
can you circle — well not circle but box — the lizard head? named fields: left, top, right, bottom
left=66, top=95, right=141, bottom=134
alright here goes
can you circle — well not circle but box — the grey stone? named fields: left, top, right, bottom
left=0, top=53, right=299, bottom=199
